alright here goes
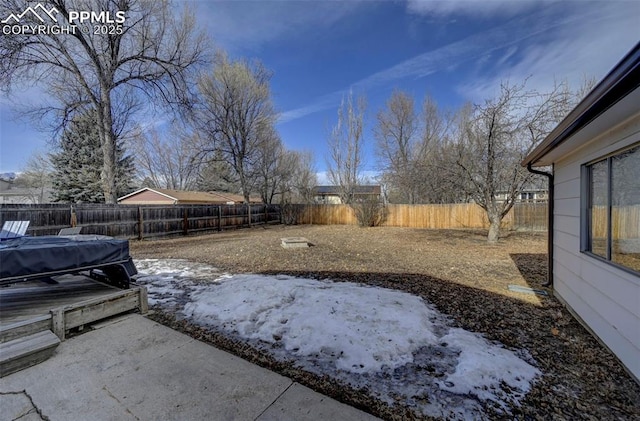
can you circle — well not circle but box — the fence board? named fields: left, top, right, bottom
left=295, top=203, right=542, bottom=230
left=592, top=205, right=640, bottom=240
left=0, top=203, right=281, bottom=240
left=512, top=202, right=548, bottom=231
left=2, top=201, right=577, bottom=237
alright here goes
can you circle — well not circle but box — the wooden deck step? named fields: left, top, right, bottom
left=0, top=330, right=60, bottom=377
left=1, top=314, right=52, bottom=344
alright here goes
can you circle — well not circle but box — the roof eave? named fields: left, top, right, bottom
left=117, top=187, right=179, bottom=202
left=117, top=187, right=147, bottom=202
left=522, top=42, right=640, bottom=167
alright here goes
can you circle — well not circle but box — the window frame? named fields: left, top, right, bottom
left=580, top=142, right=640, bottom=276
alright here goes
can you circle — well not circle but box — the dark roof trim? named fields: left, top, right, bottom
left=313, top=185, right=381, bottom=194
left=522, top=42, right=640, bottom=167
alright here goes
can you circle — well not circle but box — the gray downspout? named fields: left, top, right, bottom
left=526, top=164, right=554, bottom=288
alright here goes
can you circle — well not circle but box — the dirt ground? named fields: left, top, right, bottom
left=130, top=224, right=640, bottom=420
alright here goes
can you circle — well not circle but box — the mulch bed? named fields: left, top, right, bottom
left=132, top=225, right=640, bottom=420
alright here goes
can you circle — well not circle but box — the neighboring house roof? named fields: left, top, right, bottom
left=495, top=188, right=548, bottom=196
left=313, top=185, right=382, bottom=195
left=0, top=179, right=12, bottom=192
left=117, top=188, right=261, bottom=204
left=523, top=42, right=640, bottom=167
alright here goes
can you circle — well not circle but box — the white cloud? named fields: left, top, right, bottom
left=281, top=1, right=638, bottom=123
left=280, top=92, right=343, bottom=124
left=193, top=0, right=365, bottom=53
left=316, top=170, right=330, bottom=185
left=281, top=7, right=570, bottom=122
left=406, top=0, right=548, bottom=18
left=457, top=3, right=640, bottom=102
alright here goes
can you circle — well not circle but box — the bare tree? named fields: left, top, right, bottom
left=255, top=130, right=292, bottom=204
left=14, top=151, right=54, bottom=203
left=0, top=0, right=207, bottom=202
left=275, top=149, right=317, bottom=225
left=289, top=150, right=317, bottom=204
left=415, top=95, right=459, bottom=202
left=131, top=126, right=200, bottom=190
left=196, top=150, right=240, bottom=193
left=326, top=91, right=366, bottom=204
left=374, top=91, right=459, bottom=204
left=375, top=90, right=419, bottom=203
left=197, top=52, right=278, bottom=203
left=450, top=81, right=569, bottom=242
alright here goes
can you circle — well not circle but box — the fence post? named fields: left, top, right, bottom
left=51, top=308, right=65, bottom=341
left=183, top=207, right=189, bottom=236
left=217, top=206, right=222, bottom=231
left=70, top=205, right=77, bottom=227
left=137, top=206, right=143, bottom=240
left=248, top=203, right=251, bottom=228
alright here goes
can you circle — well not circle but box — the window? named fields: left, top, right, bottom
left=582, top=143, right=640, bottom=273
left=520, top=192, right=534, bottom=202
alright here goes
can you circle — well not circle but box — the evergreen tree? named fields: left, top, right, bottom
left=50, top=111, right=134, bottom=203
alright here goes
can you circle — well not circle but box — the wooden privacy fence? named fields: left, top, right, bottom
left=511, top=202, right=549, bottom=231
left=1, top=202, right=557, bottom=237
left=591, top=205, right=640, bottom=240
left=295, top=202, right=549, bottom=231
left=0, top=203, right=281, bottom=239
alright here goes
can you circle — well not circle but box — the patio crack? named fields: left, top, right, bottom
left=1, top=390, right=50, bottom=421
left=102, top=385, right=142, bottom=420
left=253, top=381, right=294, bottom=420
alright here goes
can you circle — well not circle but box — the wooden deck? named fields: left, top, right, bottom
left=0, top=274, right=145, bottom=326
left=0, top=274, right=148, bottom=377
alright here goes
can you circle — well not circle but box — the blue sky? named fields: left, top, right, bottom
left=1, top=0, right=638, bottom=180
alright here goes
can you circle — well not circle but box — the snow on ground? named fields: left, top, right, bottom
left=135, top=259, right=541, bottom=419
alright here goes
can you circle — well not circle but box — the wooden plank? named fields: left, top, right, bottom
left=0, top=275, right=120, bottom=325
left=0, top=330, right=60, bottom=378
left=51, top=309, right=65, bottom=340
left=139, top=287, right=148, bottom=315
left=0, top=315, right=52, bottom=344
left=1, top=282, right=147, bottom=345
left=63, top=289, right=143, bottom=330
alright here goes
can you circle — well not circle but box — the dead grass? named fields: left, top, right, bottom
left=131, top=224, right=548, bottom=304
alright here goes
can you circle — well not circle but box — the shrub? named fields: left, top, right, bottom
left=350, top=197, right=387, bottom=227
left=281, top=201, right=304, bottom=225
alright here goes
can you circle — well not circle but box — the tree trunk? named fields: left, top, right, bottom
left=100, top=95, right=117, bottom=204
left=487, top=212, right=501, bottom=243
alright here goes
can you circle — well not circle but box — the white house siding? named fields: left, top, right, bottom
left=314, top=196, right=342, bottom=204
left=552, top=113, right=640, bottom=381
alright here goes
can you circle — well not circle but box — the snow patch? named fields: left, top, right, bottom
left=133, top=259, right=541, bottom=419
left=184, top=274, right=439, bottom=373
